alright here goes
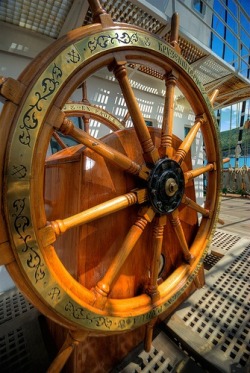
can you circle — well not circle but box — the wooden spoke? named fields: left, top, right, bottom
left=47, top=333, right=76, bottom=373
left=209, top=89, right=219, bottom=106
left=144, top=318, right=157, bottom=353
left=184, top=163, right=215, bottom=183
left=0, top=241, right=14, bottom=266
left=52, top=131, right=67, bottom=149
left=160, top=73, right=178, bottom=157
left=0, top=76, right=26, bottom=104
left=88, top=0, right=108, bottom=23
left=59, top=117, right=150, bottom=180
left=170, top=13, right=181, bottom=53
left=182, top=194, right=210, bottom=218
left=47, top=330, right=88, bottom=373
left=111, top=61, right=159, bottom=164
left=174, top=116, right=204, bottom=164
left=170, top=210, right=193, bottom=262
left=80, top=82, right=90, bottom=133
left=121, top=111, right=130, bottom=126
left=82, top=116, right=90, bottom=133
left=223, top=157, right=230, bottom=164
left=147, top=215, right=167, bottom=302
left=182, top=195, right=225, bottom=225
left=218, top=218, right=225, bottom=225
left=92, top=206, right=155, bottom=309
left=49, top=189, right=148, bottom=236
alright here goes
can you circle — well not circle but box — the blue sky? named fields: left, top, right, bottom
left=219, top=100, right=250, bottom=132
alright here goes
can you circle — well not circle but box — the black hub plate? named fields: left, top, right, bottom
left=148, top=158, right=185, bottom=214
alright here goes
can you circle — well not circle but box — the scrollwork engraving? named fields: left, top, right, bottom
left=19, top=64, right=62, bottom=147
left=12, top=198, right=45, bottom=282
left=88, top=32, right=138, bottom=52
left=65, top=301, right=112, bottom=329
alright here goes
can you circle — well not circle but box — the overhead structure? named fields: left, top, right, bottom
left=0, top=0, right=249, bottom=109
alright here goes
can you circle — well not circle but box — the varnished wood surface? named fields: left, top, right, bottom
left=44, top=128, right=198, bottom=300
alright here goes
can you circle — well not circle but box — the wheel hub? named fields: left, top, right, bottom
left=148, top=158, right=185, bottom=214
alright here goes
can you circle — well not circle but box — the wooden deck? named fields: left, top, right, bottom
left=218, top=195, right=250, bottom=237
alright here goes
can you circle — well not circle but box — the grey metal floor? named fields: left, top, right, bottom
left=0, top=197, right=249, bottom=372
left=0, top=289, right=51, bottom=372
left=163, top=197, right=250, bottom=373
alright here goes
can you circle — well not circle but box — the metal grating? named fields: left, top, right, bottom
left=182, top=245, right=250, bottom=369
left=0, top=289, right=34, bottom=325
left=111, top=329, right=195, bottom=373
left=83, top=0, right=165, bottom=34
left=163, top=34, right=206, bottom=65
left=0, top=288, right=51, bottom=373
left=0, top=0, right=73, bottom=38
left=0, top=326, right=31, bottom=373
left=211, top=230, right=242, bottom=251
left=194, top=56, right=231, bottom=85
left=118, top=347, right=173, bottom=373
left=203, top=253, right=222, bottom=270
left=102, top=0, right=164, bottom=34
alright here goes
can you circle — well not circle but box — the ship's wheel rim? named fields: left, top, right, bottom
left=3, top=23, right=221, bottom=332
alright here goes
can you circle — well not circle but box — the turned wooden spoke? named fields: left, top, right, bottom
left=82, top=116, right=90, bottom=133
left=47, top=330, right=88, bottom=373
left=59, top=117, right=150, bottom=180
left=111, top=61, right=159, bottom=164
left=174, top=117, right=203, bottom=164
left=93, top=207, right=155, bottom=308
left=170, top=13, right=181, bottom=53
left=160, top=73, right=178, bottom=157
left=52, top=131, right=67, bottom=149
left=182, top=195, right=225, bottom=225
left=170, top=210, right=193, bottom=262
left=81, top=82, right=90, bottom=133
left=88, top=0, right=107, bottom=22
left=184, top=163, right=215, bottom=183
left=81, top=81, right=88, bottom=103
left=147, top=215, right=167, bottom=302
left=49, top=190, right=148, bottom=236
left=185, top=158, right=230, bottom=183
left=47, top=333, right=76, bottom=373
left=209, top=89, right=219, bottom=106
left=0, top=76, right=26, bottom=104
left=182, top=194, right=210, bottom=218
left=121, top=111, right=130, bottom=126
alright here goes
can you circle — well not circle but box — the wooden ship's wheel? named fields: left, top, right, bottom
left=0, top=1, right=223, bottom=371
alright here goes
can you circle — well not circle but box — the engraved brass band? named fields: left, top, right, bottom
left=6, top=28, right=214, bottom=331
left=63, top=103, right=125, bottom=130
